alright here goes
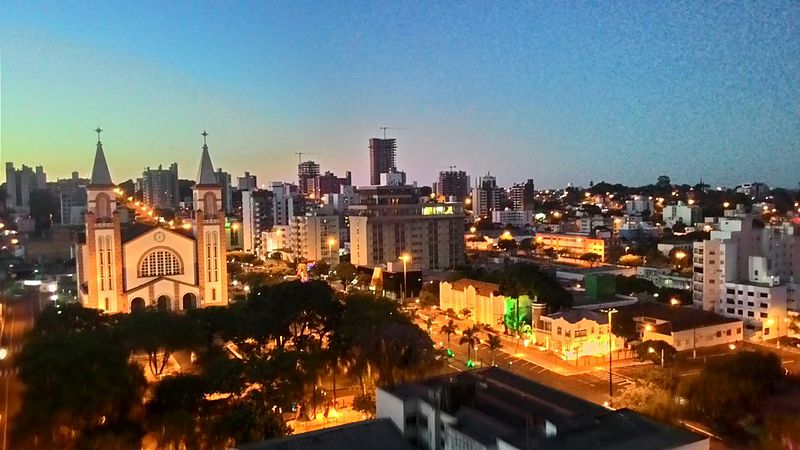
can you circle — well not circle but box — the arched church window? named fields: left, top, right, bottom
left=139, top=249, right=183, bottom=278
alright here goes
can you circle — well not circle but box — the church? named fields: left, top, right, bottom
left=76, top=130, right=229, bottom=312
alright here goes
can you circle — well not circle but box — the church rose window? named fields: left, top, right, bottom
left=139, top=249, right=183, bottom=277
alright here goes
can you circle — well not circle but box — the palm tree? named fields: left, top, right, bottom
left=440, top=320, right=459, bottom=350
left=486, top=334, right=502, bottom=366
left=424, top=317, right=434, bottom=334
left=460, top=308, right=472, bottom=321
left=459, top=325, right=481, bottom=366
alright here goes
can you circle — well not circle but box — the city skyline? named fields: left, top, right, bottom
left=1, top=2, right=798, bottom=188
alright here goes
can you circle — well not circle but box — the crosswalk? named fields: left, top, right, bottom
left=582, top=370, right=634, bottom=387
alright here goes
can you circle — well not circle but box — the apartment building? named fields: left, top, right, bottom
left=241, top=190, right=274, bottom=256
left=693, top=211, right=799, bottom=337
left=349, top=201, right=466, bottom=271
left=286, top=213, right=340, bottom=264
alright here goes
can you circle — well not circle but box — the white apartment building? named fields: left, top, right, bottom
left=491, top=209, right=533, bottom=227
left=693, top=211, right=799, bottom=337
left=663, top=201, right=703, bottom=228
left=625, top=197, right=654, bottom=215
left=286, top=213, right=340, bottom=264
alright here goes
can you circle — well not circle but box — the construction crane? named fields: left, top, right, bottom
left=378, top=126, right=407, bottom=139
left=294, top=152, right=323, bottom=164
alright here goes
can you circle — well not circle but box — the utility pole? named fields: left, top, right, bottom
left=602, top=308, right=618, bottom=407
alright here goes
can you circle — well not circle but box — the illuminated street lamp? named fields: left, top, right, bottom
left=327, top=237, right=337, bottom=265
left=0, top=348, right=7, bottom=360
left=728, top=343, right=736, bottom=351
left=670, top=298, right=681, bottom=306
left=399, top=254, right=411, bottom=303
left=723, top=201, right=730, bottom=208
left=469, top=226, right=477, bottom=234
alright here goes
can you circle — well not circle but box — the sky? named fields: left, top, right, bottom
left=1, top=1, right=798, bottom=189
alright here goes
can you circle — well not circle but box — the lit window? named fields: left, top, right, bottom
left=139, top=250, right=183, bottom=277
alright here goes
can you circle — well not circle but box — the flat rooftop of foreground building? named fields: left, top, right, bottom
left=239, top=418, right=413, bottom=450
left=382, top=367, right=707, bottom=450
left=618, top=301, right=741, bottom=332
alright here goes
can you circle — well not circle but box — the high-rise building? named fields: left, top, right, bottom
left=436, top=169, right=470, bottom=201
left=214, top=168, right=233, bottom=214
left=312, top=170, right=351, bottom=199
left=241, top=189, right=274, bottom=256
left=76, top=130, right=227, bottom=313
left=298, top=160, right=320, bottom=196
left=693, top=210, right=799, bottom=338
left=141, top=163, right=180, bottom=210
left=510, top=179, right=535, bottom=211
left=349, top=186, right=466, bottom=271
left=56, top=171, right=90, bottom=225
left=287, top=212, right=340, bottom=264
left=369, top=138, right=397, bottom=185
left=471, top=172, right=504, bottom=218
left=237, top=171, right=257, bottom=191
left=5, top=162, right=47, bottom=214
left=270, top=182, right=300, bottom=226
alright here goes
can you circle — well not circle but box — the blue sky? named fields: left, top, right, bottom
left=1, top=1, right=798, bottom=188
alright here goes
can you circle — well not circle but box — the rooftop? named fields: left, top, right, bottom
left=619, top=301, right=740, bottom=332
left=382, top=368, right=705, bottom=450
left=239, top=419, right=413, bottom=450
left=448, top=278, right=501, bottom=296
left=548, top=309, right=608, bottom=325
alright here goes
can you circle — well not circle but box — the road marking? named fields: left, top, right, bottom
left=782, top=360, right=794, bottom=364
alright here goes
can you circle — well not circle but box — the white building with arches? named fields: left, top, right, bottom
left=75, top=131, right=228, bottom=312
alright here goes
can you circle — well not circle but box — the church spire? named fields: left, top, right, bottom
left=196, top=130, right=219, bottom=185
left=90, top=127, right=114, bottom=186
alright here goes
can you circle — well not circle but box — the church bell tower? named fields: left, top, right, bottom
left=83, top=127, right=124, bottom=312
left=192, top=131, right=228, bottom=305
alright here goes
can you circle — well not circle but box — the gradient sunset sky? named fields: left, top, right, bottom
left=1, top=1, right=798, bottom=188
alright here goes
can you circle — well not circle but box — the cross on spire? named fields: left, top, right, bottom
left=202, top=130, right=208, bottom=147
left=95, top=127, right=103, bottom=142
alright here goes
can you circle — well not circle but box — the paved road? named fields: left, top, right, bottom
left=0, top=289, right=46, bottom=450
left=424, top=317, right=632, bottom=405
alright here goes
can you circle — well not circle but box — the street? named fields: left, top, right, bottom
left=420, top=311, right=635, bottom=405
left=0, top=289, right=46, bottom=450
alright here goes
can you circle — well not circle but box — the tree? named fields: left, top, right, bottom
left=459, top=325, right=481, bottom=366
left=333, top=261, right=357, bottom=286
left=542, top=247, right=558, bottom=261
left=460, top=307, right=473, bottom=320
left=14, top=330, right=146, bottom=448
left=579, top=252, right=602, bottom=267
left=440, top=320, right=459, bottom=350
left=119, top=310, right=204, bottom=377
left=679, top=351, right=783, bottom=431
left=353, top=393, right=376, bottom=418
left=635, top=340, right=676, bottom=366
left=309, top=261, right=331, bottom=278
left=419, top=282, right=440, bottom=308
left=145, top=374, right=208, bottom=449
left=486, top=334, right=502, bottom=366
left=497, top=238, right=517, bottom=252
left=499, top=262, right=573, bottom=311
left=611, top=314, right=638, bottom=342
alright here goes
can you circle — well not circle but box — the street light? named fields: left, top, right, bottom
left=399, top=254, right=411, bottom=303
left=327, top=237, right=337, bottom=265
left=670, top=298, right=681, bottom=306
left=648, top=346, right=665, bottom=366
left=601, top=308, right=618, bottom=406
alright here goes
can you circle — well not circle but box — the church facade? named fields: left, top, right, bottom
left=76, top=131, right=228, bottom=312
